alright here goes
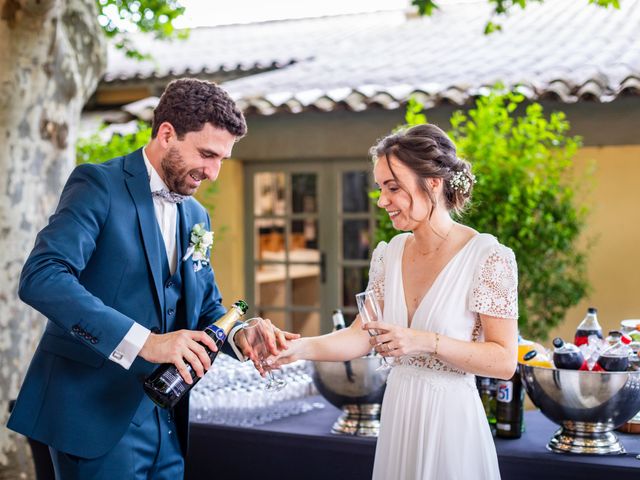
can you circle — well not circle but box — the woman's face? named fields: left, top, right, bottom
left=373, top=154, right=434, bottom=232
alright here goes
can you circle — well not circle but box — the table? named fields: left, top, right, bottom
left=186, top=397, right=640, bottom=480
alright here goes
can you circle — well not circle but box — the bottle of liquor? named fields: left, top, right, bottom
left=495, top=366, right=524, bottom=439
left=332, top=309, right=346, bottom=330
left=574, top=307, right=603, bottom=347
left=476, top=376, right=497, bottom=436
left=332, top=308, right=355, bottom=382
left=144, top=300, right=249, bottom=409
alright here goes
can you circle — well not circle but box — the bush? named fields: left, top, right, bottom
left=372, top=89, right=591, bottom=340
left=76, top=122, right=152, bottom=165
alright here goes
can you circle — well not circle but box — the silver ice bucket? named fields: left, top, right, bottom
left=521, top=364, right=640, bottom=454
left=313, top=356, right=390, bottom=436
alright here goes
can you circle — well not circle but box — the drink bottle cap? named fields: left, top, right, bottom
left=621, top=334, right=632, bottom=345
left=523, top=350, right=537, bottom=361
left=588, top=307, right=597, bottom=314
left=552, top=337, right=564, bottom=349
left=233, top=300, right=249, bottom=314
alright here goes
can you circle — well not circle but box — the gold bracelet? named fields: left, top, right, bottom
left=434, top=333, right=440, bottom=356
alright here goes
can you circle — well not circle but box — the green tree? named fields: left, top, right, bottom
left=373, top=89, right=591, bottom=340
left=98, top=0, right=187, bottom=58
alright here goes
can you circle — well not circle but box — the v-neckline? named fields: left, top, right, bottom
left=400, top=233, right=479, bottom=328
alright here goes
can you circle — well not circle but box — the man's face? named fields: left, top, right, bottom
left=161, top=123, right=236, bottom=196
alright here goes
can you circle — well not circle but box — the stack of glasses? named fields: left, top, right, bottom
left=189, top=354, right=323, bottom=427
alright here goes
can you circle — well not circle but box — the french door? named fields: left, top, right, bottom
left=244, top=160, right=376, bottom=335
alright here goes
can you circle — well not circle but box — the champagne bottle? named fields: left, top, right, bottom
left=332, top=309, right=346, bottom=330
left=143, top=300, right=249, bottom=409
left=332, top=309, right=355, bottom=382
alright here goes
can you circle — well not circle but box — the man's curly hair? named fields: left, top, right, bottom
left=151, top=78, right=247, bottom=139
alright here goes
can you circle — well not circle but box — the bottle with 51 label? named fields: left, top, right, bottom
left=495, top=366, right=524, bottom=439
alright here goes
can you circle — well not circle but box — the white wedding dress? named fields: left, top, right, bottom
left=368, top=232, right=518, bottom=480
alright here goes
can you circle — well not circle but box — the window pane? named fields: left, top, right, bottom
left=342, top=171, right=370, bottom=213
left=291, top=266, right=320, bottom=307
left=291, top=173, right=317, bottom=213
left=254, top=172, right=285, bottom=216
left=293, top=311, right=321, bottom=337
left=342, top=219, right=370, bottom=260
left=342, top=266, right=369, bottom=308
left=258, top=310, right=287, bottom=331
left=291, top=219, right=318, bottom=251
left=255, top=263, right=287, bottom=307
left=255, top=219, right=285, bottom=261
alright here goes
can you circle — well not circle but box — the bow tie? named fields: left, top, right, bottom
left=151, top=189, right=188, bottom=204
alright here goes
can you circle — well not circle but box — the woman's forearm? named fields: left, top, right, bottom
left=296, top=322, right=372, bottom=362
left=434, top=334, right=517, bottom=380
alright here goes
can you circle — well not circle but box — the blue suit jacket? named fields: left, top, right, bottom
left=7, top=148, right=233, bottom=458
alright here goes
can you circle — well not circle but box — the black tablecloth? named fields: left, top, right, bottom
left=186, top=397, right=640, bottom=480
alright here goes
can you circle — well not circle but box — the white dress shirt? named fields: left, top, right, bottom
left=109, top=148, right=246, bottom=369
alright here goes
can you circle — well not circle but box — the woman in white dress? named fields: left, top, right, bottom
left=272, top=124, right=519, bottom=480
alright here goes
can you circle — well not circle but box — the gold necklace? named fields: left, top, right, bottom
left=414, top=224, right=455, bottom=256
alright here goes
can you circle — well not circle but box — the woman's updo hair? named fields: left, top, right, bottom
left=369, top=124, right=475, bottom=216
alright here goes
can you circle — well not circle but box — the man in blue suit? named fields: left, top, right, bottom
left=8, top=78, right=291, bottom=479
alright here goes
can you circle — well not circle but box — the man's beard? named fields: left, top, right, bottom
left=161, top=147, right=196, bottom=196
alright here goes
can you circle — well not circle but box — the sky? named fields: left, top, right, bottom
left=173, top=0, right=410, bottom=27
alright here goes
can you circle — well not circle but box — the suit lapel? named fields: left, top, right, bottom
left=124, top=149, right=165, bottom=313
left=179, top=202, right=198, bottom=329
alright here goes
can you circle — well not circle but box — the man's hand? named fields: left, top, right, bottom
left=234, top=318, right=300, bottom=375
left=139, top=330, right=218, bottom=384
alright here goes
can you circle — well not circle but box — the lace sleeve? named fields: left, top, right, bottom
left=365, top=241, right=388, bottom=301
left=469, top=244, right=519, bottom=320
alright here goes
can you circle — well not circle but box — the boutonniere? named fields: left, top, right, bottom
left=182, top=223, right=214, bottom=272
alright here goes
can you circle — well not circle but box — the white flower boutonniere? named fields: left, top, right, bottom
left=183, top=223, right=214, bottom=272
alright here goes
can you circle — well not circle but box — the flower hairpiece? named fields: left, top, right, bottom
left=449, top=170, right=476, bottom=195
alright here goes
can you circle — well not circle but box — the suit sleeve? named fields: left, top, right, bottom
left=19, top=164, right=136, bottom=359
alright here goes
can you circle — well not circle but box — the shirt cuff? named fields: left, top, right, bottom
left=109, top=322, right=151, bottom=370
left=228, top=324, right=248, bottom=362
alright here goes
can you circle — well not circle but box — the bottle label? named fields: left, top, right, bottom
left=496, top=422, right=512, bottom=431
left=160, top=368, right=187, bottom=396
left=497, top=381, right=513, bottom=403
left=207, top=324, right=227, bottom=342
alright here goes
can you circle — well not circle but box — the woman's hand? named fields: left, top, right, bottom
left=265, top=338, right=307, bottom=369
left=363, top=321, right=432, bottom=357
left=234, top=319, right=300, bottom=375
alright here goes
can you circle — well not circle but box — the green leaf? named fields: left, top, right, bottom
left=97, top=0, right=188, bottom=58
left=411, top=0, right=440, bottom=16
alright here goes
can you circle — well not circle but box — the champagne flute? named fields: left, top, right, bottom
left=242, top=317, right=287, bottom=391
left=355, top=290, right=392, bottom=371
